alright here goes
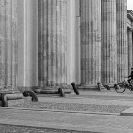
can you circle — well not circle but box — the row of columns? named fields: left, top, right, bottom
left=80, top=0, right=127, bottom=88
left=0, top=0, right=128, bottom=91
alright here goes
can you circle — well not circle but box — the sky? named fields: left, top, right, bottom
left=127, top=0, right=133, bottom=10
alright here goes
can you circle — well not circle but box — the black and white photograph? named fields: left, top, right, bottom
left=0, top=0, right=133, bottom=132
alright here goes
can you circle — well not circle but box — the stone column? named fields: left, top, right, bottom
left=67, top=0, right=81, bottom=85
left=116, top=0, right=128, bottom=82
left=127, top=29, right=132, bottom=75
left=17, top=0, right=38, bottom=91
left=38, top=0, right=68, bottom=91
left=80, top=0, right=101, bottom=88
left=101, top=0, right=117, bottom=85
left=0, top=0, right=18, bottom=89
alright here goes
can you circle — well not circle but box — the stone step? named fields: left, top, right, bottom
left=120, top=107, right=133, bottom=116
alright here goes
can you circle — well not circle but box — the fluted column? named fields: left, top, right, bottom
left=0, top=0, right=18, bottom=89
left=67, top=0, right=81, bottom=85
left=127, top=29, right=133, bottom=75
left=101, top=0, right=117, bottom=85
left=80, top=0, right=101, bottom=88
left=116, top=0, right=128, bottom=82
left=17, top=0, right=38, bottom=91
left=38, top=0, right=67, bottom=89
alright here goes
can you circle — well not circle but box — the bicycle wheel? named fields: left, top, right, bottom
left=129, top=80, right=133, bottom=91
left=128, top=85, right=132, bottom=91
left=114, top=83, right=126, bottom=93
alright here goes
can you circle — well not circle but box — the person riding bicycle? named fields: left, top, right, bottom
left=127, top=68, right=133, bottom=90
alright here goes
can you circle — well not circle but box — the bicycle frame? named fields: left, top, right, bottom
left=115, top=77, right=131, bottom=93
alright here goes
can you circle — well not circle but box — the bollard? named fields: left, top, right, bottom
left=71, top=82, right=80, bottom=95
left=23, top=90, right=38, bottom=102
left=58, top=88, right=65, bottom=97
left=104, top=85, right=110, bottom=90
left=97, top=83, right=102, bottom=91
left=1, top=94, right=8, bottom=107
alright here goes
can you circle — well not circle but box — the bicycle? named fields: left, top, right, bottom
left=114, top=77, right=133, bottom=93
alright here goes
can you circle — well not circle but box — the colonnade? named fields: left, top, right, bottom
left=0, top=0, right=129, bottom=91
left=80, top=0, right=127, bottom=89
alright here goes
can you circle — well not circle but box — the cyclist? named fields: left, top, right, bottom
left=128, top=68, right=133, bottom=90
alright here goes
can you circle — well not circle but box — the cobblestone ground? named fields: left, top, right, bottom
left=11, top=101, right=130, bottom=113
left=79, top=95, right=133, bottom=100
left=10, top=92, right=133, bottom=113
left=0, top=124, right=98, bottom=133
left=0, top=125, right=130, bottom=133
left=2, top=91, right=133, bottom=133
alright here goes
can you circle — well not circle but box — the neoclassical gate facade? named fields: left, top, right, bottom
left=0, top=0, right=129, bottom=92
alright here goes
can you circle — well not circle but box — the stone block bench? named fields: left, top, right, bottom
left=0, top=90, right=38, bottom=107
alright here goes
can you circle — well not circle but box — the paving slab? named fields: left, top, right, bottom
left=0, top=108, right=133, bottom=133
left=120, top=106, right=133, bottom=116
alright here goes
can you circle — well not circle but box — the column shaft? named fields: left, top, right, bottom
left=0, top=0, right=18, bottom=89
left=101, top=0, right=117, bottom=84
left=116, top=0, right=128, bottom=82
left=67, top=0, right=81, bottom=85
left=80, top=0, right=101, bottom=87
left=38, top=0, right=67, bottom=88
left=128, top=29, right=133, bottom=75
left=17, top=0, right=38, bottom=90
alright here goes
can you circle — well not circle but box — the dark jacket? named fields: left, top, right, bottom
left=128, top=71, right=133, bottom=79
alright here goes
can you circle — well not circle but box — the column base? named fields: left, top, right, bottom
left=78, top=83, right=112, bottom=91
left=35, top=85, right=71, bottom=94
left=102, top=83, right=116, bottom=90
left=78, top=84, right=100, bottom=91
left=18, top=85, right=72, bottom=94
left=17, top=86, right=38, bottom=93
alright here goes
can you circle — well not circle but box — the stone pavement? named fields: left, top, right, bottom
left=1, top=89, right=133, bottom=133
